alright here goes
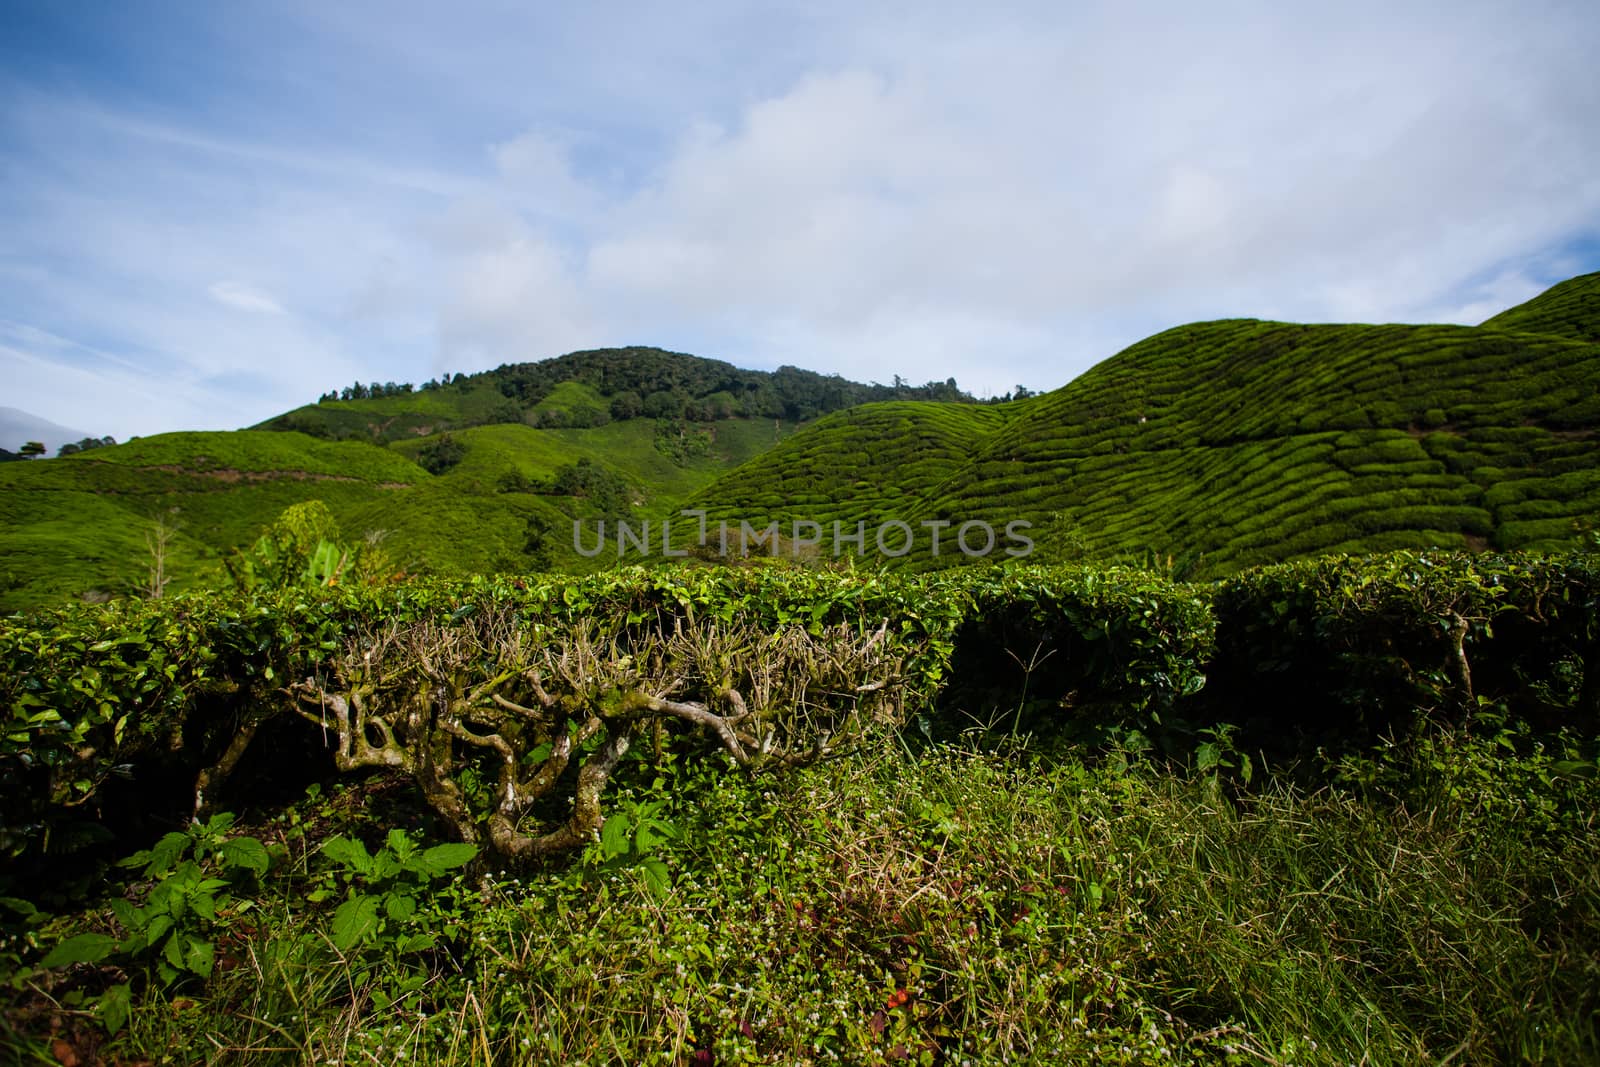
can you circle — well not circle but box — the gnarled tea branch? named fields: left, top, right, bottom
left=269, top=607, right=917, bottom=869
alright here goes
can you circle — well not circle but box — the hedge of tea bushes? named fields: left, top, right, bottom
left=1207, top=551, right=1600, bottom=749
left=2, top=553, right=1596, bottom=887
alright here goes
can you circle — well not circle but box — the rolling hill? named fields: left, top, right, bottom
left=3, top=274, right=1599, bottom=608
left=1481, top=270, right=1600, bottom=343
left=687, top=401, right=1021, bottom=530
left=0, top=417, right=804, bottom=610
left=0, top=347, right=979, bottom=610
left=692, top=272, right=1600, bottom=574
left=0, top=432, right=427, bottom=607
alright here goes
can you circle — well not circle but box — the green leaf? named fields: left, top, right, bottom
left=41, top=932, right=118, bottom=968
left=184, top=938, right=215, bottom=977
left=1195, top=742, right=1220, bottom=773
left=165, top=884, right=188, bottom=921
left=321, top=836, right=373, bottom=876
left=396, top=932, right=437, bottom=953
left=144, top=912, right=173, bottom=945
left=203, top=811, right=237, bottom=836
left=219, top=831, right=268, bottom=876
left=600, top=815, right=631, bottom=860
left=330, top=895, right=381, bottom=951
left=0, top=897, right=38, bottom=920
left=384, top=893, right=417, bottom=922
left=385, top=828, right=416, bottom=862
left=120, top=832, right=188, bottom=877
left=414, top=842, right=478, bottom=877
left=634, top=820, right=675, bottom=853
left=96, top=983, right=132, bottom=1033
left=163, top=931, right=185, bottom=969
left=107, top=899, right=136, bottom=929
left=370, top=851, right=403, bottom=881
left=639, top=858, right=670, bottom=896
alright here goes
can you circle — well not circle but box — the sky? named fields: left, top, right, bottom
left=1, top=1, right=1598, bottom=442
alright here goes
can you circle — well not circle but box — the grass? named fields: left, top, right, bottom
left=11, top=725, right=1597, bottom=1065
left=256, top=380, right=516, bottom=441
left=531, top=380, right=611, bottom=421
left=915, top=319, right=1600, bottom=573
left=79, top=431, right=430, bottom=480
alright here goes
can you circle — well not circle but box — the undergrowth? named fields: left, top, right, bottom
left=4, top=725, right=1598, bottom=1065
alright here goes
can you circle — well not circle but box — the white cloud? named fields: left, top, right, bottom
left=571, top=1, right=1599, bottom=391
left=1, top=1, right=1597, bottom=434
left=0, top=325, right=233, bottom=442
left=424, top=197, right=599, bottom=369
left=489, top=131, right=603, bottom=226
left=208, top=281, right=286, bottom=315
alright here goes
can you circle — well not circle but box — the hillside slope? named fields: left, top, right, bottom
left=1481, top=271, right=1600, bottom=343
left=693, top=402, right=1019, bottom=532
left=8, top=275, right=1600, bottom=606
left=12, top=338, right=994, bottom=607
left=0, top=432, right=430, bottom=607
left=0, top=343, right=1004, bottom=608
left=920, top=321, right=1600, bottom=572
left=0, top=417, right=795, bottom=610
left=692, top=277, right=1600, bottom=573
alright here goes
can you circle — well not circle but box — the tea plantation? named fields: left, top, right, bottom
left=695, top=272, right=1600, bottom=575
left=3, top=276, right=1600, bottom=1064
left=2, top=554, right=1598, bottom=1063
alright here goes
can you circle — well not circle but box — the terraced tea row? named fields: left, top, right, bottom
left=1482, top=270, right=1600, bottom=343
left=691, top=402, right=1017, bottom=532
left=686, top=277, right=1600, bottom=573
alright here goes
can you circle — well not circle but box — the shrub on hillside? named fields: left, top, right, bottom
left=416, top=433, right=466, bottom=474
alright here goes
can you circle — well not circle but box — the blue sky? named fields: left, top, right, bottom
left=2, top=1, right=1597, bottom=441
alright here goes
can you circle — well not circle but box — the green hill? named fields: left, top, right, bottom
left=691, top=279, right=1600, bottom=574
left=7, top=276, right=1600, bottom=607
left=693, top=401, right=1020, bottom=531
left=3, top=347, right=956, bottom=607
left=1, top=346, right=992, bottom=610
left=0, top=431, right=427, bottom=607
left=1481, top=270, right=1600, bottom=342
left=0, top=416, right=802, bottom=610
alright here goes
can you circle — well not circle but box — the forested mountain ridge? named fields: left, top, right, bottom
left=255, top=345, right=982, bottom=444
